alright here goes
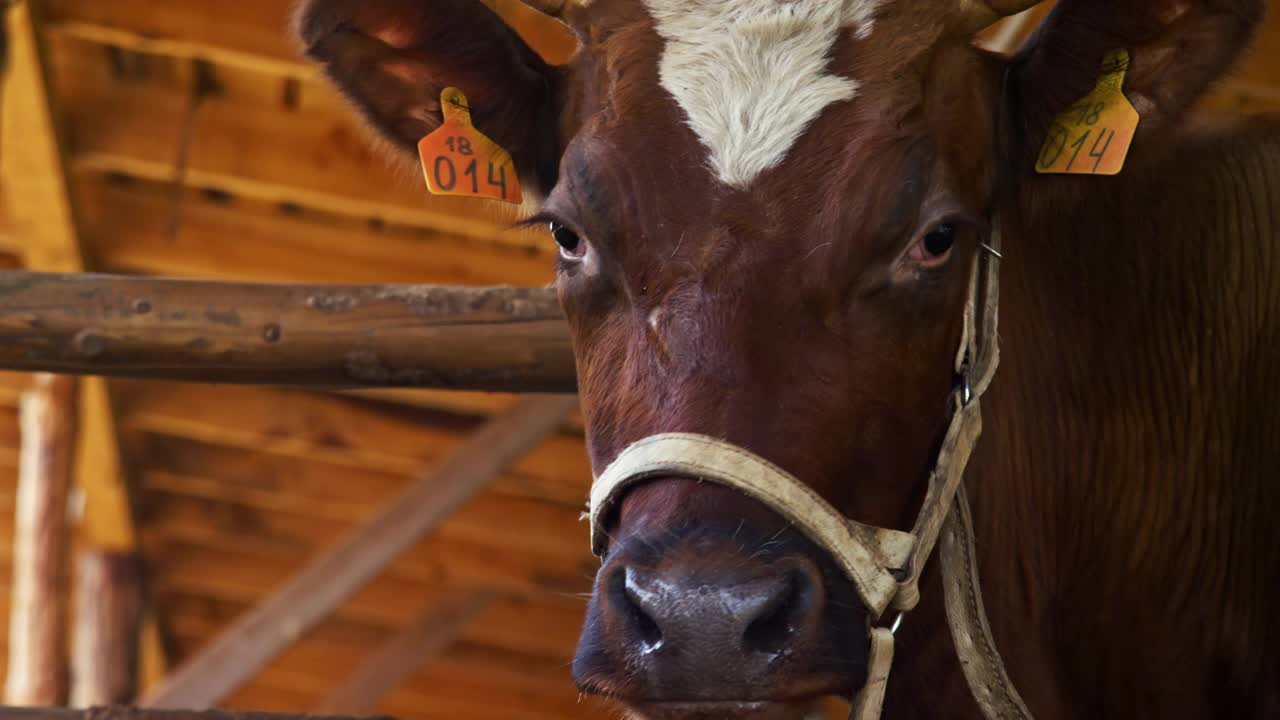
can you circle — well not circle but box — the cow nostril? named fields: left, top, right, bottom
left=742, top=570, right=804, bottom=656
left=619, top=567, right=664, bottom=651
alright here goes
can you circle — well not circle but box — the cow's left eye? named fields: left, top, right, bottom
left=923, top=224, right=956, bottom=257
left=549, top=222, right=587, bottom=260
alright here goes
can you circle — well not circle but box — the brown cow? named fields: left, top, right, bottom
left=295, top=1, right=1280, bottom=718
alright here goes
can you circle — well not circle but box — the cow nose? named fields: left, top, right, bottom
left=600, top=556, right=825, bottom=690
left=622, top=566, right=799, bottom=655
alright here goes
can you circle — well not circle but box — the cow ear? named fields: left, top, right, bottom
left=1013, top=0, right=1263, bottom=143
left=294, top=0, right=563, bottom=193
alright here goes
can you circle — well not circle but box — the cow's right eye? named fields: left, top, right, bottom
left=549, top=222, right=586, bottom=260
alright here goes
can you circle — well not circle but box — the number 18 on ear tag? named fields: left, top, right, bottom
left=418, top=87, right=522, bottom=204
left=1036, top=50, right=1141, bottom=176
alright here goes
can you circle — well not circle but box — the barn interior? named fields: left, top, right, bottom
left=0, top=1, right=1275, bottom=719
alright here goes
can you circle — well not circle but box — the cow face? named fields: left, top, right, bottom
left=297, top=0, right=1260, bottom=716
left=549, top=5, right=1001, bottom=714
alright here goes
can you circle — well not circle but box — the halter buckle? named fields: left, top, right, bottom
left=958, top=351, right=974, bottom=407
left=867, top=610, right=905, bottom=637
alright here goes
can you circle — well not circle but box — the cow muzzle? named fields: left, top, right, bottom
left=574, top=513, right=849, bottom=713
left=573, top=474, right=866, bottom=712
left=585, top=435, right=916, bottom=718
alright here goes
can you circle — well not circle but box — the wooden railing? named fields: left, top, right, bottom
left=0, top=271, right=577, bottom=392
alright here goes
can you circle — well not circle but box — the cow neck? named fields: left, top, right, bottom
left=588, top=222, right=1033, bottom=720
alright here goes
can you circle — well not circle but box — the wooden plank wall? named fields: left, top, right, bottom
left=3, top=1, right=599, bottom=715
left=0, top=388, right=598, bottom=715
left=0, top=378, right=604, bottom=720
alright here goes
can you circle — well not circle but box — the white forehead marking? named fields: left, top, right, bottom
left=642, top=0, right=879, bottom=187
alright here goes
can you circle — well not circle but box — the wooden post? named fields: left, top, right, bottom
left=3, top=0, right=167, bottom=687
left=314, top=590, right=496, bottom=715
left=0, top=271, right=576, bottom=393
left=69, top=551, right=143, bottom=707
left=143, top=394, right=579, bottom=709
left=4, top=374, right=78, bottom=706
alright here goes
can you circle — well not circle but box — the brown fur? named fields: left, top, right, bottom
left=297, top=0, right=1279, bottom=717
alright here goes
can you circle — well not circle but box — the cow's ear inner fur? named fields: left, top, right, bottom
left=295, top=0, right=563, bottom=193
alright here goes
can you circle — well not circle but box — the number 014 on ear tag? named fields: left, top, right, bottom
left=418, top=87, right=522, bottom=204
left=1036, top=50, right=1140, bottom=176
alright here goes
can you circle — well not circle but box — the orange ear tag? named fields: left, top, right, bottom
left=418, top=87, right=522, bottom=204
left=1036, top=50, right=1141, bottom=176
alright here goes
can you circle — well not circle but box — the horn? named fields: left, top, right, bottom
left=957, top=0, right=1052, bottom=42
left=980, top=0, right=1044, bottom=14
left=515, top=0, right=570, bottom=18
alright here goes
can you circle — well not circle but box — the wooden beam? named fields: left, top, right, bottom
left=15, top=705, right=580, bottom=720
left=69, top=551, right=143, bottom=706
left=314, top=591, right=496, bottom=715
left=47, top=21, right=316, bottom=79
left=0, top=271, right=575, bottom=392
left=0, top=709, right=393, bottom=720
left=4, top=375, right=77, bottom=706
left=72, top=172, right=575, bottom=421
left=142, top=394, right=578, bottom=709
left=72, top=153, right=510, bottom=249
left=43, top=0, right=305, bottom=68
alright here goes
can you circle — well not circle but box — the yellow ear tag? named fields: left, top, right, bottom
left=418, top=87, right=522, bottom=204
left=1036, top=50, right=1140, bottom=176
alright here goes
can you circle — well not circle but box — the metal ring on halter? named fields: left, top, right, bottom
left=957, top=347, right=974, bottom=407
left=865, top=611, right=905, bottom=638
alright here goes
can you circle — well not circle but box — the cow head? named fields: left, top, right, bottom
left=296, top=0, right=1259, bottom=716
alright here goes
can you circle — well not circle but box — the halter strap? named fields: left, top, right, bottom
left=941, top=485, right=1035, bottom=719
left=893, top=223, right=1003, bottom=611
left=590, top=432, right=916, bottom=617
